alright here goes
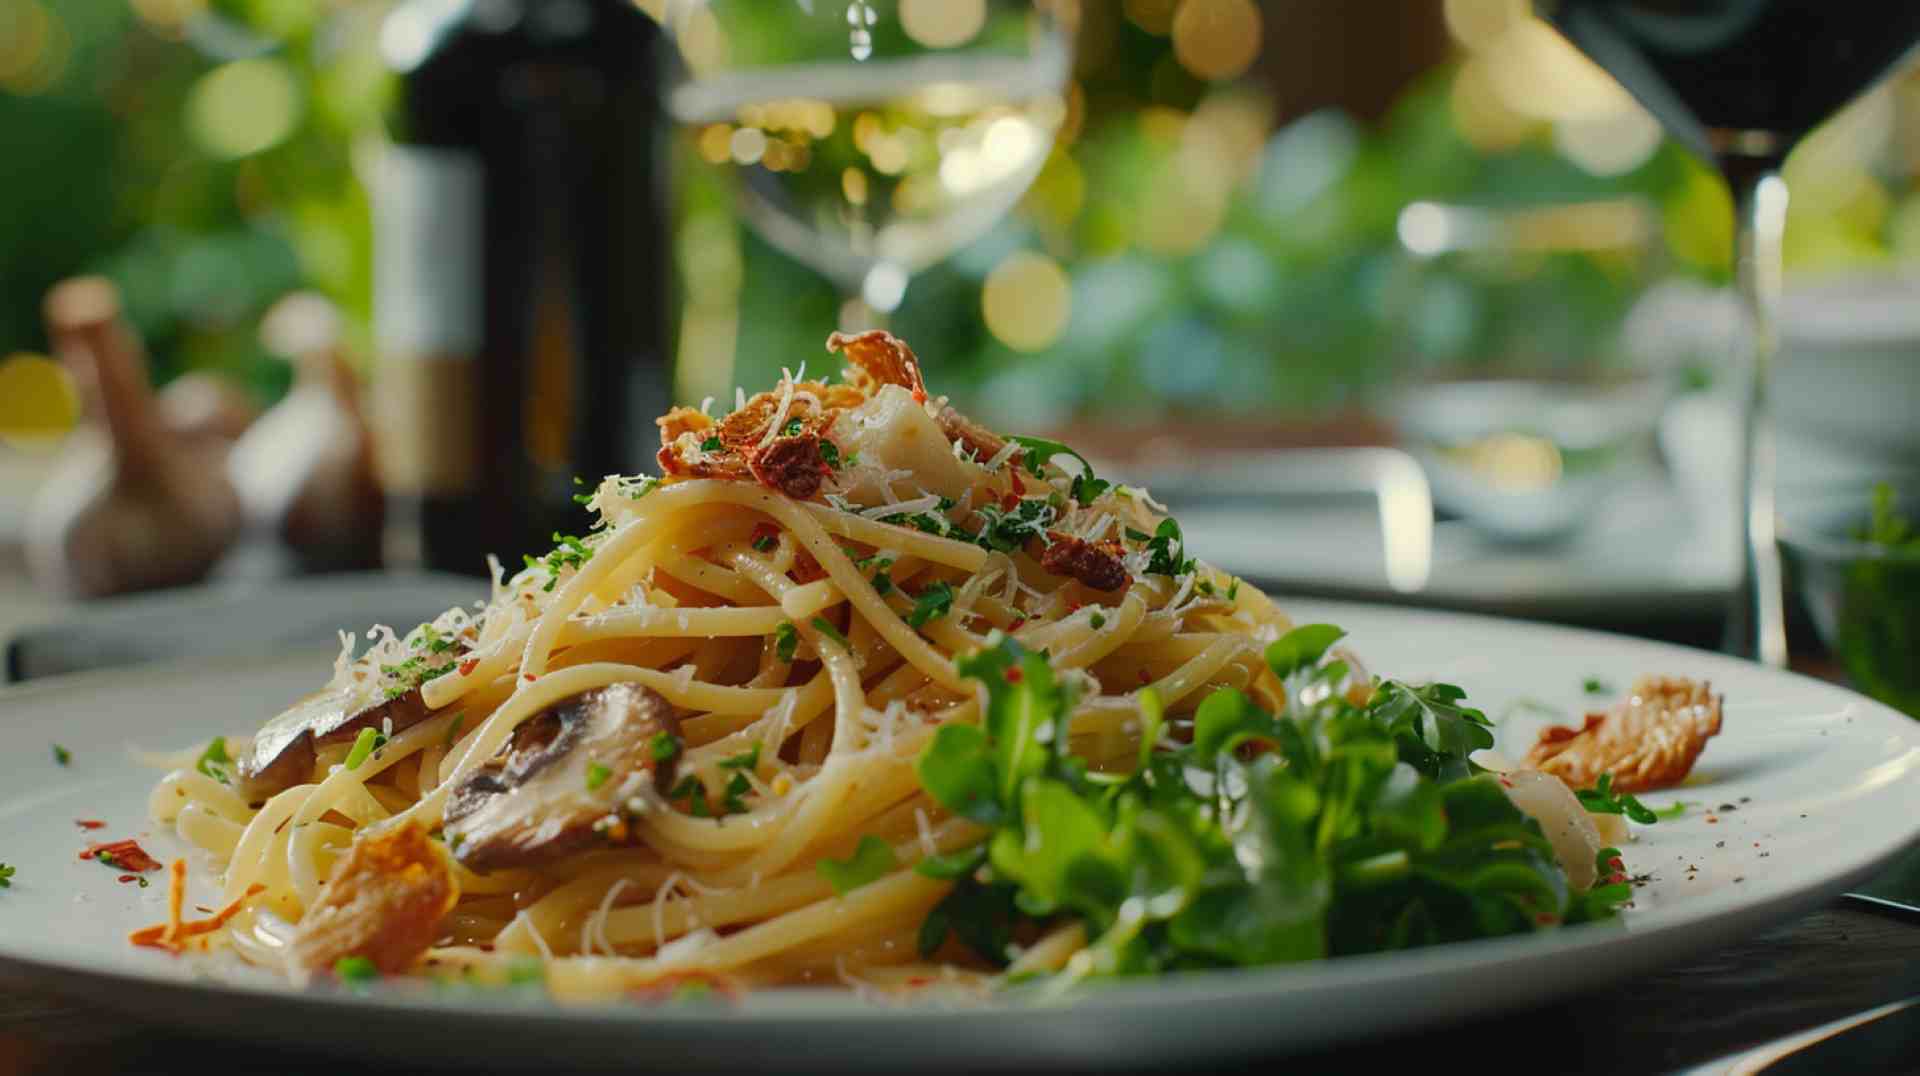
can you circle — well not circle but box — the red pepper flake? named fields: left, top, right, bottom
left=1706, top=816, right=1719, bottom=824
left=458, top=657, right=480, bottom=677
left=1534, top=913, right=1560, bottom=926
left=525, top=673, right=537, bottom=682
left=74, top=819, right=107, bottom=830
left=1003, top=667, right=1024, bottom=684
left=1138, top=669, right=1152, bottom=685
left=1008, top=463, right=1026, bottom=496
left=1007, top=617, right=1027, bottom=632
left=80, top=838, right=162, bottom=873
left=749, top=523, right=780, bottom=548
left=1498, top=776, right=1514, bottom=789
left=1000, top=492, right=1021, bottom=512
left=117, top=875, right=137, bottom=884
left=905, top=976, right=934, bottom=988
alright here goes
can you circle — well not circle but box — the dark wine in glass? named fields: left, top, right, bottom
left=1543, top=0, right=1920, bottom=667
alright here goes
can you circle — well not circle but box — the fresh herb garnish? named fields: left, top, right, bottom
left=718, top=742, right=762, bottom=771
left=810, top=616, right=850, bottom=650
left=586, top=763, right=612, bottom=791
left=51, top=744, right=70, bottom=767
left=819, top=440, right=844, bottom=470
left=344, top=727, right=386, bottom=771
left=700, top=436, right=724, bottom=453
left=651, top=732, right=682, bottom=762
left=1089, top=611, right=1106, bottom=630
left=1008, top=436, right=1109, bottom=506
left=783, top=418, right=804, bottom=436
left=818, top=835, right=899, bottom=896
left=0, top=864, right=14, bottom=889
left=196, top=737, right=233, bottom=784
left=1654, top=800, right=1694, bottom=821
left=774, top=621, right=800, bottom=663
left=669, top=775, right=712, bottom=818
left=1143, top=518, right=1196, bottom=576
left=334, top=956, right=379, bottom=985
left=1575, top=772, right=1660, bottom=825
left=722, top=771, right=753, bottom=815
left=975, top=498, right=1057, bottom=553
left=523, top=532, right=595, bottom=592
left=907, top=581, right=955, bottom=628
left=752, top=532, right=778, bottom=553
left=909, top=623, right=1617, bottom=983
left=379, top=655, right=458, bottom=699
left=1581, top=677, right=1612, bottom=696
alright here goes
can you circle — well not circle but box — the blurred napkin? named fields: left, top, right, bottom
left=4, top=572, right=484, bottom=683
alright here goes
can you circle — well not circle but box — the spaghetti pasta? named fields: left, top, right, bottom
left=146, top=330, right=1638, bottom=1000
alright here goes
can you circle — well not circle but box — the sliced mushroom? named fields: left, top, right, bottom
left=444, top=683, right=680, bottom=874
left=238, top=687, right=434, bottom=803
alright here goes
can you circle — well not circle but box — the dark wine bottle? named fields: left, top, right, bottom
left=373, top=0, right=671, bottom=576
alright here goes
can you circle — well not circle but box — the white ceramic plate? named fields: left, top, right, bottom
left=1, top=600, right=1915, bottom=1070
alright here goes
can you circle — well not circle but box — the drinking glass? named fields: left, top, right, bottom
left=1542, top=1, right=1920, bottom=666
left=661, top=0, right=1072, bottom=326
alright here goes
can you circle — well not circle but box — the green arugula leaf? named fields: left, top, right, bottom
left=1574, top=773, right=1660, bottom=825
left=774, top=621, right=799, bottom=662
left=818, top=835, right=899, bottom=896
left=1264, top=624, right=1347, bottom=679
left=914, top=846, right=986, bottom=881
left=907, top=581, right=955, bottom=628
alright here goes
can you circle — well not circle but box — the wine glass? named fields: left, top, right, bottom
left=1541, top=1, right=1920, bottom=667
left=661, top=0, right=1073, bottom=327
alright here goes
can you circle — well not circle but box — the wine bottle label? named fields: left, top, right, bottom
left=372, top=145, right=483, bottom=495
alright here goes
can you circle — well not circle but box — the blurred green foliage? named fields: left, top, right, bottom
left=1, top=1, right=1914, bottom=432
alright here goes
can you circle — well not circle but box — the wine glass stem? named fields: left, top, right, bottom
left=1722, top=160, right=1790, bottom=668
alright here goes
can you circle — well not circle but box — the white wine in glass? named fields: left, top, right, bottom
left=665, top=2, right=1071, bottom=319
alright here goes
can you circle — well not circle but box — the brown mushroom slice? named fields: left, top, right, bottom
left=237, top=687, right=434, bottom=803
left=443, top=683, right=681, bottom=874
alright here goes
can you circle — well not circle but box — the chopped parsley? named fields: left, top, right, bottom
left=333, top=956, right=379, bottom=985
left=1582, top=677, right=1612, bottom=696
left=586, top=763, right=612, bottom=791
left=443, top=713, right=466, bottom=750
left=975, top=498, right=1057, bottom=553
left=722, top=771, right=753, bottom=814
left=411, top=623, right=459, bottom=655
left=717, top=742, right=762, bottom=772
left=669, top=775, right=712, bottom=818
left=1089, top=612, right=1106, bottom=630
left=379, top=655, right=458, bottom=699
left=783, top=418, right=804, bottom=436
left=51, top=744, right=70, bottom=767
left=870, top=559, right=895, bottom=596
left=751, top=532, right=778, bottom=553
left=817, top=835, right=899, bottom=896
left=774, top=621, right=799, bottom=662
left=523, top=532, right=595, bottom=592
left=819, top=440, right=844, bottom=470
left=1143, top=518, right=1196, bottom=576
left=343, top=727, right=387, bottom=771
left=196, top=737, right=233, bottom=784
left=0, top=863, right=13, bottom=888
left=1007, top=435, right=1109, bottom=506
left=1575, top=772, right=1660, bottom=825
left=651, top=732, right=682, bottom=762
left=700, top=435, right=724, bottom=453
left=907, top=581, right=955, bottom=628
left=572, top=475, right=595, bottom=505
left=1654, top=800, right=1694, bottom=821
left=810, top=616, right=850, bottom=650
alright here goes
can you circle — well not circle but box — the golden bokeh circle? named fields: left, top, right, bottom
left=0, top=352, right=80, bottom=449
left=982, top=251, right=1072, bottom=353
left=1171, top=0, right=1262, bottom=82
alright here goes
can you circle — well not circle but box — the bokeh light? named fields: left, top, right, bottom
left=187, top=58, right=302, bottom=159
left=0, top=353, right=79, bottom=450
left=1442, top=0, right=1528, bottom=51
left=1124, top=0, right=1176, bottom=37
left=0, top=0, right=70, bottom=96
left=982, top=251, right=1071, bottom=352
left=1171, top=0, right=1262, bottom=83
left=900, top=0, right=986, bottom=49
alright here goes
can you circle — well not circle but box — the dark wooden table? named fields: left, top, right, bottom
left=4, top=901, right=1920, bottom=1074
